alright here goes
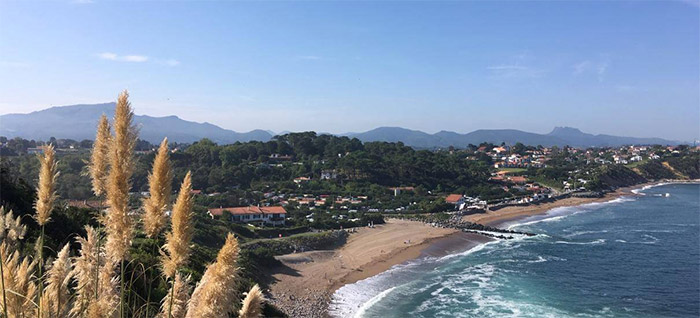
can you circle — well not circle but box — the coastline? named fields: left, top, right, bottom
left=466, top=192, right=626, bottom=228
left=267, top=219, right=489, bottom=317
left=268, top=179, right=698, bottom=317
left=469, top=179, right=700, bottom=229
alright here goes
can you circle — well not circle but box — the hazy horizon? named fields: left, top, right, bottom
left=1, top=1, right=698, bottom=140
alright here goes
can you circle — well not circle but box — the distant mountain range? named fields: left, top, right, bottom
left=0, top=103, right=272, bottom=144
left=344, top=126, right=680, bottom=148
left=0, top=103, right=681, bottom=147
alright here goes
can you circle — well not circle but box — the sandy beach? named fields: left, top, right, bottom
left=266, top=219, right=490, bottom=317
left=464, top=192, right=626, bottom=227
left=266, top=181, right=697, bottom=317
left=469, top=180, right=699, bottom=227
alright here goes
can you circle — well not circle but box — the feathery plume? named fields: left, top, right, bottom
left=0, top=207, right=5, bottom=241
left=157, top=273, right=191, bottom=318
left=185, top=233, right=240, bottom=318
left=104, top=90, right=137, bottom=262
left=35, top=144, right=59, bottom=226
left=0, top=207, right=26, bottom=249
left=70, top=226, right=103, bottom=318
left=42, top=244, right=72, bottom=318
left=84, top=261, right=119, bottom=318
left=239, top=284, right=265, bottom=318
left=143, top=138, right=172, bottom=238
left=0, top=244, right=38, bottom=318
left=89, top=115, right=111, bottom=197
left=161, top=171, right=194, bottom=279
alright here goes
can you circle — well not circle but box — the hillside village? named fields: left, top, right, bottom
left=2, top=135, right=699, bottom=230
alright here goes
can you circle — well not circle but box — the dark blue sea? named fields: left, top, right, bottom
left=329, top=183, right=700, bottom=318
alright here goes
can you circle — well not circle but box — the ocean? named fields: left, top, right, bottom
left=329, top=183, right=700, bottom=318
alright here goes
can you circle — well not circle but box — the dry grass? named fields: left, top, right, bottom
left=1, top=244, right=38, bottom=318
left=1, top=91, right=265, bottom=318
left=239, top=284, right=265, bottom=318
left=185, top=233, right=240, bottom=318
left=157, top=273, right=191, bottom=318
left=105, top=90, right=136, bottom=262
left=35, top=144, right=59, bottom=226
left=70, top=226, right=103, bottom=317
left=143, top=138, right=172, bottom=239
left=161, top=171, right=194, bottom=279
left=89, top=114, right=111, bottom=197
left=88, top=260, right=120, bottom=318
left=0, top=207, right=26, bottom=248
left=42, top=244, right=72, bottom=318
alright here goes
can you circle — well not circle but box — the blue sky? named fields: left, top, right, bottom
left=0, top=1, right=698, bottom=141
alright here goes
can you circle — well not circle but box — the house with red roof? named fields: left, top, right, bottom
left=445, top=194, right=466, bottom=209
left=208, top=205, right=287, bottom=226
left=509, top=176, right=528, bottom=184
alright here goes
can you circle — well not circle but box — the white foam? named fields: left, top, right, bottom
left=330, top=238, right=507, bottom=317
left=554, top=239, right=606, bottom=245
left=507, top=196, right=635, bottom=230
left=352, top=286, right=396, bottom=318
left=631, top=181, right=700, bottom=194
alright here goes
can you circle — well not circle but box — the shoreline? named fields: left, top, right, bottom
left=268, top=179, right=697, bottom=317
left=467, top=179, right=699, bottom=229
left=266, top=219, right=475, bottom=317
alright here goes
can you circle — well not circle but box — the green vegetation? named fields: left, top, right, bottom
left=497, top=167, right=527, bottom=173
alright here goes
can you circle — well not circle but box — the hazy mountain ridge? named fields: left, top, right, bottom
left=0, top=103, right=273, bottom=144
left=346, top=126, right=680, bottom=148
left=0, top=103, right=681, bottom=147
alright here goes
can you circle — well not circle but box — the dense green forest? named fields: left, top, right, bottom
left=1, top=133, right=496, bottom=201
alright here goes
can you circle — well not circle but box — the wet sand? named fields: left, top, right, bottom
left=266, top=219, right=489, bottom=317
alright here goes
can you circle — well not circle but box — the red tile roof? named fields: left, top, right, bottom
left=445, top=194, right=463, bottom=204
left=509, top=176, right=528, bottom=184
left=208, top=206, right=286, bottom=216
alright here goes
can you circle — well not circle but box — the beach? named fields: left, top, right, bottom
left=266, top=219, right=491, bottom=317
left=267, top=181, right=695, bottom=317
left=467, top=180, right=699, bottom=227
left=464, top=192, right=626, bottom=227
left=334, top=182, right=700, bottom=318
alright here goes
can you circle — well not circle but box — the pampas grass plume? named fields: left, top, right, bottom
left=89, top=114, right=111, bottom=197
left=42, top=244, right=72, bottom=318
left=161, top=171, right=194, bottom=279
left=239, top=284, right=265, bottom=318
left=70, top=226, right=102, bottom=318
left=185, top=233, right=240, bottom=318
left=105, top=90, right=136, bottom=262
left=157, top=273, right=191, bottom=318
left=143, top=138, right=172, bottom=238
left=35, top=144, right=59, bottom=226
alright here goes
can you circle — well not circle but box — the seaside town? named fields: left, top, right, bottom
left=2, top=127, right=698, bottom=317
left=4, top=136, right=696, bottom=226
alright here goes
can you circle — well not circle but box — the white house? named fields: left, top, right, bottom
left=208, top=205, right=287, bottom=226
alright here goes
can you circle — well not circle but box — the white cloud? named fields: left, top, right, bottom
left=573, top=58, right=610, bottom=82
left=488, top=52, right=544, bottom=79
left=573, top=60, right=592, bottom=75
left=97, top=53, right=180, bottom=66
left=98, top=52, right=118, bottom=60
left=97, top=52, right=148, bottom=62
left=161, top=59, right=181, bottom=66
left=487, top=64, right=544, bottom=79
left=297, top=55, right=323, bottom=60
left=122, top=55, right=149, bottom=62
